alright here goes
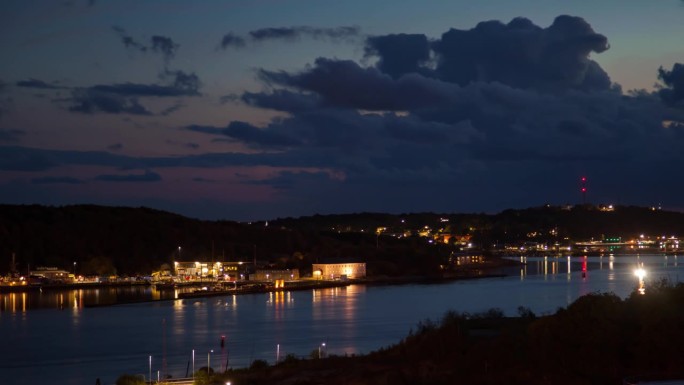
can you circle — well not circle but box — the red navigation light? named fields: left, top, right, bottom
left=581, top=187, right=587, bottom=192
left=581, top=176, right=587, bottom=182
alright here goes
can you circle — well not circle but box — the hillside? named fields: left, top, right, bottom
left=2, top=204, right=684, bottom=276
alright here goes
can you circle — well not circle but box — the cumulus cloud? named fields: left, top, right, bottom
left=219, top=26, right=359, bottom=49
left=658, top=63, right=684, bottom=107
left=8, top=15, right=684, bottom=218
left=201, top=15, right=684, bottom=212
left=364, top=34, right=431, bottom=79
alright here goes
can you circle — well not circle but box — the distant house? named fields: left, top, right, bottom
left=312, top=262, right=366, bottom=280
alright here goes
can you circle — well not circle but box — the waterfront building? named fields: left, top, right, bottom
left=312, top=262, right=366, bottom=280
left=251, top=269, right=299, bottom=282
left=173, top=261, right=250, bottom=280
left=28, top=267, right=73, bottom=283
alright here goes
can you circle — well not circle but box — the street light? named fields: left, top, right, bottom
left=73, top=261, right=76, bottom=275
left=318, top=342, right=326, bottom=358
left=148, top=355, right=152, bottom=385
left=208, top=349, right=213, bottom=374
left=192, top=349, right=195, bottom=380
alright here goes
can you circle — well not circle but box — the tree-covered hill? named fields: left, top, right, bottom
left=2, top=204, right=684, bottom=276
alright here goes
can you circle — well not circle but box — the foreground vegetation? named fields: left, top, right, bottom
left=118, top=281, right=684, bottom=385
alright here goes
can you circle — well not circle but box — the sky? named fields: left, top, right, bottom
left=1, top=0, right=684, bottom=221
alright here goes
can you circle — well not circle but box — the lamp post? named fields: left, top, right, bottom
left=73, top=261, right=76, bottom=275
left=148, top=355, right=152, bottom=385
left=208, top=349, right=213, bottom=374
left=192, top=349, right=195, bottom=380
left=318, top=342, right=326, bottom=359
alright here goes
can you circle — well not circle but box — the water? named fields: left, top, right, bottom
left=1, top=254, right=681, bottom=385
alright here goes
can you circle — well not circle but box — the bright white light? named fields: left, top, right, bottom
left=634, top=268, right=646, bottom=279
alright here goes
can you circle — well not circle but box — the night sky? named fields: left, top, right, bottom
left=2, top=0, right=684, bottom=220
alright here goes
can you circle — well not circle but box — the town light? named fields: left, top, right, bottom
left=634, top=268, right=646, bottom=280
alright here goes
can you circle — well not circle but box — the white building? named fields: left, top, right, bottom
left=312, top=262, right=366, bottom=280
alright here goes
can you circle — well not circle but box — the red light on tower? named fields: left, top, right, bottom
left=580, top=177, right=587, bottom=204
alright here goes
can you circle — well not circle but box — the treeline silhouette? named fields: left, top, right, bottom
left=3, top=204, right=684, bottom=276
left=0, top=204, right=452, bottom=276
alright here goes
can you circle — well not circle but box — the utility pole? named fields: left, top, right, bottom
left=580, top=176, right=587, bottom=205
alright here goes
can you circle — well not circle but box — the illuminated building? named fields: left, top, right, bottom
left=312, top=262, right=366, bottom=280
left=252, top=269, right=299, bottom=281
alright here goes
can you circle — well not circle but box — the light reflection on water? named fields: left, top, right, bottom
left=0, top=254, right=683, bottom=385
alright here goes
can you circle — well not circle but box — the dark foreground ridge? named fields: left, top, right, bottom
left=119, top=281, right=684, bottom=385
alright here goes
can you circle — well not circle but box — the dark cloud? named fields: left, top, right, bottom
left=432, top=15, right=611, bottom=91
left=68, top=88, right=151, bottom=115
left=223, top=121, right=302, bottom=148
left=107, top=143, right=123, bottom=151
left=16, top=78, right=64, bottom=89
left=94, top=170, right=161, bottom=182
left=258, top=58, right=457, bottom=111
left=365, top=34, right=431, bottom=79
left=0, top=145, right=154, bottom=171
left=31, top=176, right=84, bottom=184
left=249, top=26, right=359, bottom=41
left=112, top=26, right=147, bottom=53
left=0, top=129, right=25, bottom=143
left=185, top=121, right=301, bottom=149
left=658, top=63, right=684, bottom=106
left=66, top=70, right=200, bottom=115
left=219, top=26, right=359, bottom=49
left=240, top=90, right=321, bottom=113
left=151, top=35, right=179, bottom=62
left=161, top=69, right=201, bottom=94
left=89, top=80, right=198, bottom=97
left=219, top=33, right=246, bottom=49
left=194, top=14, right=684, bottom=216
left=9, top=16, right=684, bottom=220
left=113, top=27, right=180, bottom=63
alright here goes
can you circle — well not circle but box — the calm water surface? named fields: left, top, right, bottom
left=1, top=254, right=682, bottom=385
